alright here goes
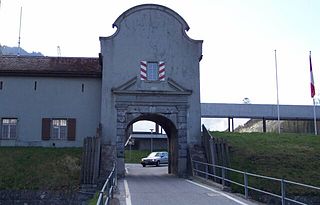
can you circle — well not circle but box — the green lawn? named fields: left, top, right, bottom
left=88, top=192, right=99, bottom=205
left=124, top=149, right=151, bottom=164
left=2, top=133, right=319, bottom=197
left=0, top=147, right=82, bottom=191
left=211, top=132, right=320, bottom=195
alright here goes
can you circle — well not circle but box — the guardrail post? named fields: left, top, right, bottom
left=111, top=171, right=115, bottom=199
left=99, top=191, right=104, bottom=205
left=244, top=172, right=248, bottom=199
left=205, top=164, right=208, bottom=179
left=107, top=181, right=110, bottom=203
left=281, top=179, right=286, bottom=205
left=221, top=167, right=225, bottom=186
left=115, top=163, right=118, bottom=188
left=195, top=163, right=198, bottom=176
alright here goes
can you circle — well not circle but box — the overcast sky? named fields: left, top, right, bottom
left=1, top=0, right=320, bottom=130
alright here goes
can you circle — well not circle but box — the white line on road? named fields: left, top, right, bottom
left=125, top=167, right=129, bottom=174
left=186, top=180, right=250, bottom=205
left=124, top=179, right=132, bottom=205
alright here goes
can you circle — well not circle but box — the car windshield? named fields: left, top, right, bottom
left=147, top=152, right=160, bottom=157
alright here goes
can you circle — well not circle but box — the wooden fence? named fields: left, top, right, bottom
left=80, top=125, right=102, bottom=186
left=202, top=125, right=230, bottom=182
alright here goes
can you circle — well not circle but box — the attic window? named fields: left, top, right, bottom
left=140, top=61, right=165, bottom=81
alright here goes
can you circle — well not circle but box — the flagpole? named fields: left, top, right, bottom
left=313, top=98, right=317, bottom=135
left=17, top=6, right=22, bottom=56
left=310, top=51, right=317, bottom=135
left=275, top=50, right=281, bottom=134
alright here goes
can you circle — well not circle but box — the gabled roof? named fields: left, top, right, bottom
left=0, top=55, right=102, bottom=78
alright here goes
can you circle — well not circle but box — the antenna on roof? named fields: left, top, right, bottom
left=17, top=6, right=22, bottom=56
left=57, top=46, right=61, bottom=57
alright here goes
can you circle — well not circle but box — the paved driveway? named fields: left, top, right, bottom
left=116, top=163, right=260, bottom=205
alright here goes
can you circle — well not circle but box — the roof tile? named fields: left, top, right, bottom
left=0, top=55, right=102, bottom=77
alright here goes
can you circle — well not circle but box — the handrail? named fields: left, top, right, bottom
left=96, top=162, right=117, bottom=205
left=192, top=159, right=320, bottom=205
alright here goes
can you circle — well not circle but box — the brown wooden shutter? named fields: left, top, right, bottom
left=42, top=118, right=51, bottom=140
left=0, top=119, right=2, bottom=139
left=67, top=118, right=76, bottom=141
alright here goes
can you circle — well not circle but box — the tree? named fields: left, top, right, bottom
left=243, top=97, right=251, bottom=104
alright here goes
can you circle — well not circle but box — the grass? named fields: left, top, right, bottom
left=88, top=192, right=99, bottom=205
left=2, top=133, right=319, bottom=198
left=124, top=149, right=151, bottom=164
left=211, top=132, right=320, bottom=196
left=0, top=147, right=82, bottom=191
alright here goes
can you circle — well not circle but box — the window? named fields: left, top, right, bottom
left=42, top=118, right=76, bottom=141
left=140, top=61, right=165, bottom=81
left=147, top=62, right=159, bottom=81
left=52, top=119, right=67, bottom=139
left=1, top=118, right=17, bottom=139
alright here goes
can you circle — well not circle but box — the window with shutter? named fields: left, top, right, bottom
left=41, top=118, right=76, bottom=141
left=140, top=61, right=165, bottom=81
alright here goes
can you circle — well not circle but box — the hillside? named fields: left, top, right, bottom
left=212, top=131, right=320, bottom=197
left=0, top=45, right=43, bottom=56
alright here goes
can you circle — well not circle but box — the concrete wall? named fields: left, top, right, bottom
left=100, top=4, right=203, bottom=145
left=0, top=76, right=101, bottom=147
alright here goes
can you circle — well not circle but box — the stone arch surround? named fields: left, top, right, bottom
left=114, top=103, right=188, bottom=177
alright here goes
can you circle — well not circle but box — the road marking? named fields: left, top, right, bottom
left=207, top=192, right=221, bottom=197
left=186, top=180, right=250, bottom=205
left=124, top=179, right=132, bottom=205
left=125, top=167, right=129, bottom=174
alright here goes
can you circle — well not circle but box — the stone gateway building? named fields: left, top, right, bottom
left=0, top=4, right=202, bottom=177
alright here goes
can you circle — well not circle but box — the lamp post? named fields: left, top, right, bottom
left=128, top=138, right=134, bottom=161
left=150, top=128, right=154, bottom=152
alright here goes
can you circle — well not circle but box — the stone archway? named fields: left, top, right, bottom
left=96, top=4, right=203, bottom=182
left=115, top=104, right=188, bottom=177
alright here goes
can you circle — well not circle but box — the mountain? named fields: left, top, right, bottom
left=0, top=45, right=43, bottom=56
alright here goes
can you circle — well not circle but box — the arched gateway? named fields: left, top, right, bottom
left=99, top=4, right=203, bottom=177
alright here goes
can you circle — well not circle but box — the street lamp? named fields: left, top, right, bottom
left=150, top=128, right=154, bottom=152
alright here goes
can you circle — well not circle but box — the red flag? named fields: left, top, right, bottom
left=310, top=51, right=315, bottom=98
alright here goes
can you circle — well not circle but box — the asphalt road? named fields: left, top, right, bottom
left=116, top=163, right=260, bottom=205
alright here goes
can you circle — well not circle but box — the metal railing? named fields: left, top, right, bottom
left=192, top=160, right=320, bottom=205
left=96, top=162, right=117, bottom=205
